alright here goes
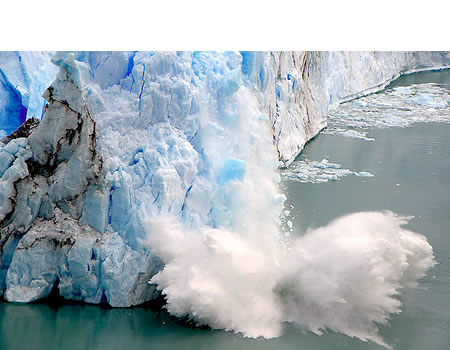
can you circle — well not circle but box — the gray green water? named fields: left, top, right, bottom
left=388, top=69, right=450, bottom=89
left=1, top=70, right=449, bottom=350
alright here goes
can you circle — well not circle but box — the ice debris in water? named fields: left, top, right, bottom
left=341, top=129, right=375, bottom=141
left=324, top=83, right=450, bottom=140
left=281, top=157, right=374, bottom=183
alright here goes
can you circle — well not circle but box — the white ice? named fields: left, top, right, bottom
left=281, top=157, right=374, bottom=183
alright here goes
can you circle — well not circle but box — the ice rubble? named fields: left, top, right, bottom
left=325, top=83, right=450, bottom=140
left=281, top=158, right=374, bottom=183
left=0, top=52, right=448, bottom=310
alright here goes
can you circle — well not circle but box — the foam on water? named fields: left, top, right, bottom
left=324, top=83, right=450, bottom=140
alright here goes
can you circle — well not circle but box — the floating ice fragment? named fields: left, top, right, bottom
left=355, top=171, right=374, bottom=177
left=409, top=93, right=447, bottom=108
left=352, top=100, right=368, bottom=107
left=281, top=157, right=372, bottom=183
left=391, top=86, right=412, bottom=95
left=342, top=129, right=375, bottom=141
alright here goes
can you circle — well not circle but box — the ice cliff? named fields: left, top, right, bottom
left=0, top=51, right=448, bottom=309
left=270, top=51, right=450, bottom=164
left=0, top=52, right=57, bottom=138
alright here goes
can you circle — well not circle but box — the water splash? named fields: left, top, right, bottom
left=142, top=63, right=436, bottom=348
left=146, top=211, right=434, bottom=348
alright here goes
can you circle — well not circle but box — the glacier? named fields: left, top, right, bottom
left=0, top=51, right=448, bottom=345
left=0, top=52, right=58, bottom=138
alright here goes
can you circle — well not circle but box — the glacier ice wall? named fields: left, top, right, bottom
left=0, top=51, right=448, bottom=310
left=0, top=52, right=57, bottom=137
left=269, top=51, right=450, bottom=165
left=3, top=52, right=449, bottom=163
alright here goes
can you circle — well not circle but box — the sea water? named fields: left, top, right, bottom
left=1, top=70, right=449, bottom=350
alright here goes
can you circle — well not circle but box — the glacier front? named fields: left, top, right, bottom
left=0, top=51, right=447, bottom=344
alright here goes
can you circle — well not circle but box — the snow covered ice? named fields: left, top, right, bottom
left=0, top=51, right=448, bottom=346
